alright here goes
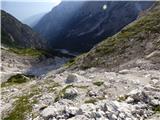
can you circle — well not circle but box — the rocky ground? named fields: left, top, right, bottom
left=1, top=49, right=69, bottom=82
left=1, top=54, right=160, bottom=120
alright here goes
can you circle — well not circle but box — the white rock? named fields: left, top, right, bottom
left=126, top=97, right=134, bottom=103
left=126, top=117, right=132, bottom=120
left=65, top=106, right=79, bottom=116
left=119, top=69, right=130, bottom=74
left=119, top=112, right=126, bottom=119
left=112, top=114, right=118, bottom=120
left=127, top=89, right=145, bottom=102
left=151, top=99, right=160, bottom=106
left=41, top=106, right=57, bottom=119
left=151, top=79, right=159, bottom=85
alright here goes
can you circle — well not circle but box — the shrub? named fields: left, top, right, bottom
left=93, top=81, right=104, bottom=86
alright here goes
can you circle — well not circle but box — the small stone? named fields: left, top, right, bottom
left=126, top=97, right=134, bottom=103
left=126, top=117, right=132, bottom=120
left=151, top=99, right=160, bottom=106
left=119, top=112, right=126, bottom=119
left=88, top=90, right=97, bottom=97
left=112, top=114, right=118, bottom=120
left=151, top=79, right=159, bottom=85
left=118, top=69, right=129, bottom=74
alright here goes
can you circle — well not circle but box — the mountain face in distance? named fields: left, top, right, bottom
left=1, top=10, right=47, bottom=49
left=34, top=1, right=154, bottom=53
left=70, top=2, right=160, bottom=71
left=23, top=12, right=47, bottom=27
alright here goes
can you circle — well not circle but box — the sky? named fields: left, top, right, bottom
left=1, top=0, right=61, bottom=3
left=1, top=0, right=61, bottom=22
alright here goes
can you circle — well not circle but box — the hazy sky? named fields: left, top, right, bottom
left=1, top=0, right=61, bottom=3
left=1, top=0, right=61, bottom=22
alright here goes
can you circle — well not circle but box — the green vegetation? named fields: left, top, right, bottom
left=1, top=74, right=32, bottom=87
left=97, top=96, right=106, bottom=100
left=65, top=58, right=76, bottom=67
left=3, top=95, right=32, bottom=120
left=93, top=81, right=104, bottom=86
left=64, top=53, right=86, bottom=68
left=153, top=105, right=160, bottom=113
left=46, top=82, right=61, bottom=92
left=3, top=84, right=43, bottom=120
left=84, top=96, right=106, bottom=104
left=117, top=95, right=128, bottom=102
left=84, top=98, right=97, bottom=104
left=54, top=84, right=74, bottom=102
left=74, top=85, right=89, bottom=89
left=8, top=48, right=45, bottom=57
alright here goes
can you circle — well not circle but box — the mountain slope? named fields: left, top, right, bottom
left=23, top=12, right=46, bottom=27
left=69, top=2, right=160, bottom=71
left=1, top=10, right=47, bottom=49
left=1, top=3, right=160, bottom=120
left=34, top=1, right=154, bottom=53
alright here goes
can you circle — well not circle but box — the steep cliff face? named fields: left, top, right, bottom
left=34, top=1, right=154, bottom=53
left=69, top=2, right=160, bottom=71
left=1, top=10, right=47, bottom=49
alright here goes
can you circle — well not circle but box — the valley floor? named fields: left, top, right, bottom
left=1, top=52, right=160, bottom=120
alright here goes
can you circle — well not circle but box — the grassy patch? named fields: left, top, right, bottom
left=65, top=58, right=76, bottom=67
left=153, top=105, right=160, bottom=113
left=1, top=74, right=32, bottom=87
left=93, top=81, right=104, bottom=86
left=8, top=47, right=45, bottom=57
left=117, top=95, right=128, bottom=102
left=47, top=82, right=61, bottom=92
left=84, top=99, right=97, bottom=104
left=74, top=85, right=89, bottom=89
left=3, top=95, right=32, bottom=120
left=97, top=96, right=106, bottom=100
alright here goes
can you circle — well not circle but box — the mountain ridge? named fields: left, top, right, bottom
left=34, top=1, right=154, bottom=53
left=1, top=10, right=47, bottom=50
left=68, top=2, right=160, bottom=71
